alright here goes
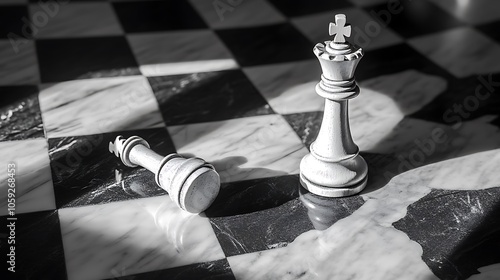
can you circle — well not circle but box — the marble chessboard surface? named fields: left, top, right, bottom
left=1, top=0, right=500, bottom=279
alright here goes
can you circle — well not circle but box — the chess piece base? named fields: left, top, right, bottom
left=299, top=153, right=368, bottom=197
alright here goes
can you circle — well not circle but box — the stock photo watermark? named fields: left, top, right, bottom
left=6, top=163, right=17, bottom=273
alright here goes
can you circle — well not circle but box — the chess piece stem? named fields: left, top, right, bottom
left=109, top=136, right=220, bottom=213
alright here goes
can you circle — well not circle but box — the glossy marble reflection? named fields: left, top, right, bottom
left=59, top=195, right=225, bottom=280
left=48, top=128, right=175, bottom=208
left=0, top=85, right=44, bottom=141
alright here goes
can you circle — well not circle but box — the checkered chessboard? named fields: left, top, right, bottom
left=1, top=0, right=500, bottom=279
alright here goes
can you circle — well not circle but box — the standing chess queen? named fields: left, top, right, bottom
left=300, top=14, right=368, bottom=197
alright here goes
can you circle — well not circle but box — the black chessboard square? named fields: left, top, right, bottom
left=478, top=20, right=500, bottom=44
left=149, top=70, right=274, bottom=126
left=283, top=111, right=323, bottom=149
left=206, top=175, right=313, bottom=257
left=365, top=0, right=463, bottom=38
left=394, top=188, right=500, bottom=279
left=112, top=1, right=206, bottom=33
left=0, top=211, right=67, bottom=280
left=268, top=0, right=353, bottom=17
left=216, top=23, right=313, bottom=67
left=48, top=128, right=176, bottom=208
left=0, top=6, right=28, bottom=39
left=0, top=85, right=44, bottom=141
left=36, top=37, right=140, bottom=83
left=209, top=198, right=313, bottom=257
left=357, top=43, right=453, bottom=82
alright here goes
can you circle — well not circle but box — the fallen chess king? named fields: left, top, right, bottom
left=109, top=135, right=220, bottom=213
left=108, top=14, right=367, bottom=213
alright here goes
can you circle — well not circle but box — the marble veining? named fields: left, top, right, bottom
left=127, top=30, right=237, bottom=77
left=283, top=111, right=323, bottom=149
left=0, top=139, right=55, bottom=214
left=394, top=188, right=500, bottom=278
left=0, top=87, right=44, bottom=141
left=210, top=198, right=313, bottom=257
left=38, top=76, right=164, bottom=138
left=168, top=114, right=309, bottom=183
left=28, top=3, right=123, bottom=38
left=227, top=149, right=500, bottom=280
left=409, top=27, right=500, bottom=78
left=58, top=195, right=225, bottom=280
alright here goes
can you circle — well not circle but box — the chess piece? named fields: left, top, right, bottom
left=109, top=136, right=220, bottom=214
left=299, top=14, right=368, bottom=197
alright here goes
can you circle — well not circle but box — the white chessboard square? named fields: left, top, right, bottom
left=58, top=195, right=225, bottom=280
left=168, top=114, right=309, bottom=183
left=28, top=2, right=123, bottom=38
left=127, top=30, right=238, bottom=77
left=189, top=0, right=286, bottom=29
left=39, top=76, right=164, bottom=138
left=292, top=8, right=403, bottom=51
left=0, top=139, right=55, bottom=215
left=409, top=27, right=500, bottom=78
left=244, top=60, right=324, bottom=115
left=0, top=40, right=40, bottom=85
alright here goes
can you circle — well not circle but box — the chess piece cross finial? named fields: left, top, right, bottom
left=329, top=14, right=351, bottom=43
